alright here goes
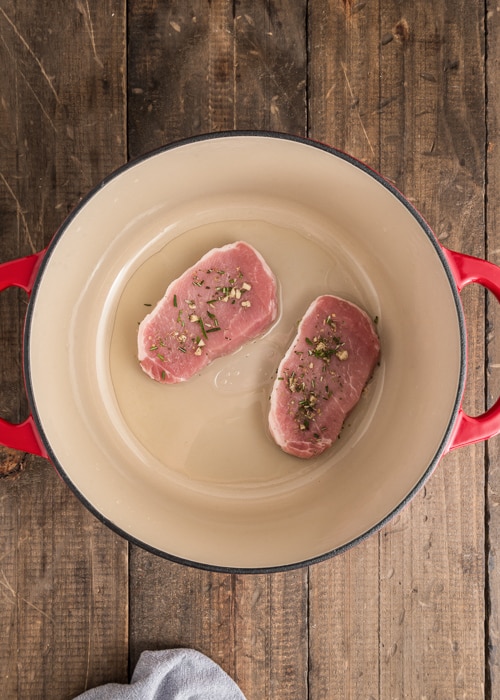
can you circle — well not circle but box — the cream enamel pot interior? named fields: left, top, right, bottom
left=2, top=132, right=500, bottom=572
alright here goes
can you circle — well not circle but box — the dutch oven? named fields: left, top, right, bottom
left=1, top=133, right=499, bottom=572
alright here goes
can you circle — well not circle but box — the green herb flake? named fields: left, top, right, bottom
left=207, top=310, right=219, bottom=327
left=198, top=317, right=208, bottom=339
left=173, top=295, right=178, bottom=307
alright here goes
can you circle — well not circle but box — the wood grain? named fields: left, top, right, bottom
left=0, top=2, right=128, bottom=698
left=486, top=3, right=500, bottom=698
left=130, top=564, right=308, bottom=699
left=128, top=0, right=235, bottom=154
left=376, top=3, right=485, bottom=695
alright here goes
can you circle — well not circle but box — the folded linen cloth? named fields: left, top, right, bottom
left=74, top=648, right=247, bottom=700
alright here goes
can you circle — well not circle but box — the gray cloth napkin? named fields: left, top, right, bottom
left=74, top=648, right=247, bottom=700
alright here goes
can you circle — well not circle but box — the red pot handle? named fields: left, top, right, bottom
left=442, top=247, right=500, bottom=451
left=0, top=250, right=49, bottom=458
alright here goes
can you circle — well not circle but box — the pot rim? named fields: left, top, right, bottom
left=22, top=130, right=467, bottom=572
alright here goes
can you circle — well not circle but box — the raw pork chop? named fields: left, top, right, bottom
left=268, top=295, right=380, bottom=459
left=138, top=241, right=278, bottom=383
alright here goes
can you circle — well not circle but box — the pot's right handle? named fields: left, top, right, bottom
left=443, top=247, right=500, bottom=451
left=0, top=251, right=49, bottom=458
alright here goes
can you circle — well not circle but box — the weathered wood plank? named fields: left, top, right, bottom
left=127, top=2, right=309, bottom=698
left=232, top=571, right=308, bottom=697
left=130, top=562, right=235, bottom=668
left=308, top=0, right=486, bottom=698
left=309, top=543, right=381, bottom=699
left=130, top=565, right=309, bottom=698
left=234, top=3, right=307, bottom=133
left=307, top=0, right=380, bottom=169
left=128, top=0, right=235, bottom=156
left=378, top=1, right=485, bottom=698
left=485, top=2, right=500, bottom=697
left=0, top=2, right=128, bottom=698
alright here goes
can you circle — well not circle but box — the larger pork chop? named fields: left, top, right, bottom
left=268, top=295, right=380, bottom=459
left=138, top=241, right=278, bottom=383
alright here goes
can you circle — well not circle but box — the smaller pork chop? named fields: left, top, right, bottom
left=268, top=295, right=380, bottom=459
left=138, top=241, right=278, bottom=383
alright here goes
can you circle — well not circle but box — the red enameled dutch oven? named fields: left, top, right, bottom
left=1, top=132, right=500, bottom=572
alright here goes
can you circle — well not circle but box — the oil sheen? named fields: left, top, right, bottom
left=108, top=217, right=383, bottom=496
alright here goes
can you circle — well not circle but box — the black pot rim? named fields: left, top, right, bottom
left=23, top=130, right=467, bottom=573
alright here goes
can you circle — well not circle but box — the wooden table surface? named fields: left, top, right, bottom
left=0, top=1, right=497, bottom=698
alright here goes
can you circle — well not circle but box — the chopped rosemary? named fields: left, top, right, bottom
left=207, top=310, right=219, bottom=326
left=173, top=295, right=177, bottom=307
left=216, top=285, right=232, bottom=295
left=197, top=317, right=208, bottom=339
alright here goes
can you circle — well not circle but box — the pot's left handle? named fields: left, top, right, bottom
left=0, top=250, right=49, bottom=458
